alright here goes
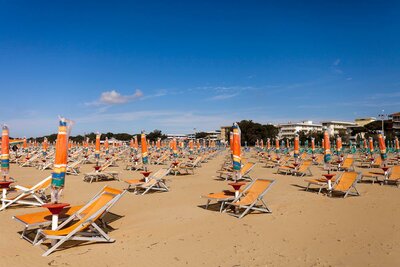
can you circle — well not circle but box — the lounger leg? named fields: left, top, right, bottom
left=205, top=199, right=210, bottom=210
left=305, top=183, right=311, bottom=191
left=220, top=201, right=225, bottom=212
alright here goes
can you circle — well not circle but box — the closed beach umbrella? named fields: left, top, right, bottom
left=42, top=137, right=48, bottom=156
left=129, top=138, right=134, bottom=152
left=368, top=137, right=374, bottom=155
left=311, top=137, right=315, bottom=154
left=104, top=137, right=109, bottom=154
left=141, top=131, right=148, bottom=165
left=323, top=130, right=331, bottom=164
left=294, top=134, right=299, bottom=161
left=1, top=125, right=10, bottom=180
left=232, top=123, right=241, bottom=181
left=189, top=139, right=194, bottom=154
left=51, top=118, right=69, bottom=203
left=172, top=138, right=178, bottom=158
left=336, top=136, right=342, bottom=155
left=378, top=132, right=387, bottom=164
left=275, top=138, right=280, bottom=154
left=363, top=139, right=368, bottom=151
left=156, top=138, right=161, bottom=152
left=23, top=137, right=28, bottom=152
left=229, top=132, right=233, bottom=152
left=95, top=133, right=101, bottom=160
left=395, top=137, right=399, bottom=153
left=134, top=135, right=139, bottom=151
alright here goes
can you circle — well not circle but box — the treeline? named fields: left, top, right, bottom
left=30, top=129, right=168, bottom=143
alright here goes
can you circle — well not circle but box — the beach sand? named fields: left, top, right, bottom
left=0, top=152, right=399, bottom=267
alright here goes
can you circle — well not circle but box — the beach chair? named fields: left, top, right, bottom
left=33, top=189, right=125, bottom=256
left=305, top=172, right=361, bottom=197
left=331, top=158, right=355, bottom=172
left=223, top=179, right=275, bottom=218
left=83, top=162, right=120, bottom=183
left=216, top=162, right=256, bottom=181
left=153, top=154, right=169, bottom=165
left=13, top=186, right=124, bottom=243
left=125, top=168, right=171, bottom=194
left=176, top=156, right=203, bottom=175
left=66, top=158, right=84, bottom=175
left=0, top=176, right=51, bottom=211
left=330, top=171, right=362, bottom=198
left=276, top=160, right=312, bottom=176
left=362, top=165, right=400, bottom=186
left=291, top=160, right=313, bottom=177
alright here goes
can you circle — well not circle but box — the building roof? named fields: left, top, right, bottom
left=321, top=121, right=356, bottom=125
left=390, top=112, right=400, bottom=116
left=278, top=122, right=322, bottom=127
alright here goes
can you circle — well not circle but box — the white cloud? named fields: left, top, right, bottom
left=209, top=93, right=239, bottom=101
left=85, top=89, right=143, bottom=106
left=333, top=58, right=341, bottom=66
left=332, top=58, right=343, bottom=74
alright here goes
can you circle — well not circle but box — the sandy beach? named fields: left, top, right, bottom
left=0, top=151, right=399, bottom=267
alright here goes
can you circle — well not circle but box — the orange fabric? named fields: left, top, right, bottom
left=334, top=172, right=358, bottom=191
left=234, top=180, right=272, bottom=206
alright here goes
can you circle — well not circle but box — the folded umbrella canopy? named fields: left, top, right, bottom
left=369, top=137, right=374, bottom=155
left=323, top=130, right=331, bottom=165
left=378, top=132, right=387, bottom=165
left=1, top=125, right=10, bottom=180
left=95, top=133, right=101, bottom=160
left=311, top=137, right=315, bottom=154
left=51, top=118, right=71, bottom=203
left=141, top=131, right=148, bottom=166
left=232, top=123, right=241, bottom=182
left=294, top=134, right=299, bottom=162
left=104, top=137, right=109, bottom=155
left=172, top=138, right=178, bottom=159
left=336, top=136, right=342, bottom=155
left=275, top=138, right=280, bottom=154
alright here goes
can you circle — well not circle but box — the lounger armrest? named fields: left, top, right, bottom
left=14, top=185, right=29, bottom=191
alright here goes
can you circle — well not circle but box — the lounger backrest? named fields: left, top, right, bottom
left=375, top=157, right=382, bottom=164
left=33, top=176, right=52, bottom=191
left=390, top=166, right=400, bottom=179
left=238, top=179, right=273, bottom=205
left=298, top=161, right=312, bottom=172
left=342, top=158, right=353, bottom=168
left=334, top=172, right=359, bottom=191
left=152, top=168, right=169, bottom=180
left=241, top=162, right=254, bottom=175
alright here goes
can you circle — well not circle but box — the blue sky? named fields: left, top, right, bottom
left=1, top=0, right=399, bottom=137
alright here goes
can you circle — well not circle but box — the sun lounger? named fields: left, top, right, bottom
left=125, top=168, right=171, bottom=194
left=13, top=186, right=124, bottom=243
left=33, top=188, right=125, bottom=256
left=83, top=161, right=120, bottom=183
left=0, top=176, right=51, bottom=211
left=223, top=179, right=275, bottom=218
left=305, top=172, right=361, bottom=198
left=216, top=162, right=256, bottom=181
left=362, top=165, right=400, bottom=186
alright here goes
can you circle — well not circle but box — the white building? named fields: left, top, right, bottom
left=277, top=121, right=322, bottom=139
left=321, top=121, right=357, bottom=136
